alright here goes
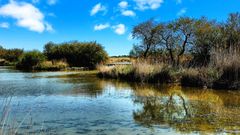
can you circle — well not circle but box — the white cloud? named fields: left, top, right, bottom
left=134, top=0, right=164, bottom=10
left=119, top=1, right=136, bottom=17
left=177, top=8, right=187, bottom=16
left=0, top=0, right=52, bottom=33
left=90, top=3, right=107, bottom=16
left=94, top=23, right=110, bottom=31
left=121, top=10, right=136, bottom=17
left=113, top=24, right=126, bottom=35
left=47, top=0, right=57, bottom=5
left=0, top=22, right=9, bottom=28
left=119, top=1, right=128, bottom=9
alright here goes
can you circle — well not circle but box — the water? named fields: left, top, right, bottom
left=0, top=66, right=240, bottom=135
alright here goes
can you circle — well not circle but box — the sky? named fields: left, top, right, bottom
left=0, top=0, right=240, bottom=56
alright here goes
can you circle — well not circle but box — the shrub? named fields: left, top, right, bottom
left=44, top=41, right=108, bottom=68
left=16, top=50, right=45, bottom=70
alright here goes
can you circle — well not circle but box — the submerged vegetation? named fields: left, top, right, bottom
left=98, top=12, right=240, bottom=90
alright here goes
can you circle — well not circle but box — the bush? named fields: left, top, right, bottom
left=44, top=41, right=108, bottom=69
left=16, top=50, right=45, bottom=70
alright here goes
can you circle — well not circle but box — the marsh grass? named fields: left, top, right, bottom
left=34, top=60, right=68, bottom=71
left=181, top=67, right=221, bottom=88
left=0, top=98, right=39, bottom=135
left=98, top=60, right=175, bottom=83
left=98, top=47, right=240, bottom=90
left=210, top=47, right=240, bottom=89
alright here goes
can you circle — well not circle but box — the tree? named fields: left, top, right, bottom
left=189, top=18, right=223, bottom=66
left=154, top=23, right=177, bottom=65
left=172, top=17, right=195, bottom=66
left=224, top=12, right=240, bottom=49
left=154, top=17, right=195, bottom=67
left=132, top=20, right=160, bottom=58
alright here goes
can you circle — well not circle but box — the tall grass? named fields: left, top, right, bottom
left=34, top=60, right=68, bottom=71
left=98, top=60, right=175, bottom=83
left=210, top=47, right=240, bottom=89
left=98, top=47, right=240, bottom=90
left=181, top=47, right=240, bottom=89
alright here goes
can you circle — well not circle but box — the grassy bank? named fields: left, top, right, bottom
left=98, top=62, right=176, bottom=84
left=97, top=60, right=240, bottom=90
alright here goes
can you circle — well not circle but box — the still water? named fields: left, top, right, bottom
left=0, top=66, right=240, bottom=135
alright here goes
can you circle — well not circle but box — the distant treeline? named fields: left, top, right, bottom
left=0, top=41, right=108, bottom=70
left=0, top=46, right=23, bottom=65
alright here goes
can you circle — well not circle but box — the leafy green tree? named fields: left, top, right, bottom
left=189, top=18, right=217, bottom=66
left=223, top=12, right=240, bottom=49
left=153, top=17, right=195, bottom=66
left=171, top=17, right=196, bottom=66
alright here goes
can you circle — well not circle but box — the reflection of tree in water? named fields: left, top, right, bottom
left=71, top=78, right=240, bottom=133
left=132, top=86, right=240, bottom=134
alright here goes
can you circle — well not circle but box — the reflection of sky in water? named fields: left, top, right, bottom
left=0, top=67, right=240, bottom=134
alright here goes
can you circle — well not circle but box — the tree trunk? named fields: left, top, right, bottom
left=143, top=44, right=150, bottom=58
left=177, top=35, right=189, bottom=66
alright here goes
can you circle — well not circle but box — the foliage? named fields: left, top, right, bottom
left=0, top=46, right=23, bottom=63
left=44, top=41, right=108, bottom=68
left=130, top=12, right=240, bottom=68
left=16, top=50, right=46, bottom=70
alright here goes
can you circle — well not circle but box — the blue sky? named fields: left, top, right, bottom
left=0, top=0, right=240, bottom=56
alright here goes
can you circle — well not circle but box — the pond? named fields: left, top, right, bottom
left=0, top=66, right=240, bottom=134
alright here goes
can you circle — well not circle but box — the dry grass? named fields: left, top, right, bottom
left=98, top=60, right=174, bottom=83
left=210, top=47, right=240, bottom=89
left=107, top=57, right=131, bottom=64
left=210, top=47, right=240, bottom=69
left=35, top=60, right=68, bottom=71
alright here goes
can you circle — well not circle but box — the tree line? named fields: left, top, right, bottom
left=0, top=41, right=108, bottom=70
left=130, top=12, right=240, bottom=67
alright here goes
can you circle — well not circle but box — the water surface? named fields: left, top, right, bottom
left=0, top=66, right=240, bottom=134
